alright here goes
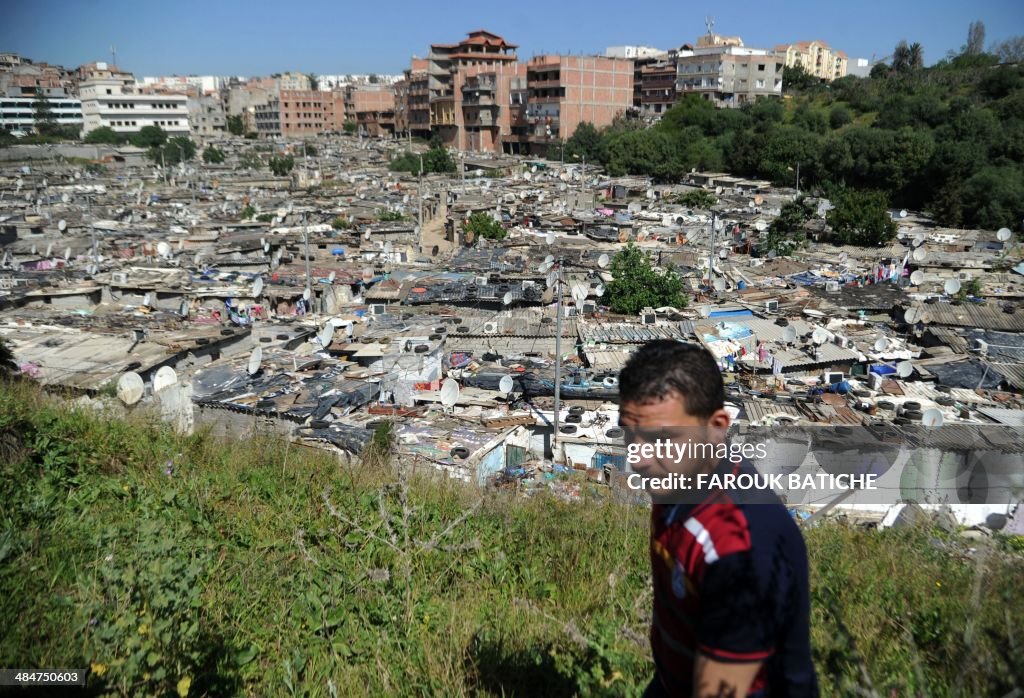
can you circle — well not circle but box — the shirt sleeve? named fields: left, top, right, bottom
left=697, top=550, right=777, bottom=663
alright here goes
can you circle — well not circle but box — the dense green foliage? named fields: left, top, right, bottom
left=827, top=188, right=899, bottom=247
left=268, top=155, right=295, bottom=176
left=331, top=216, right=351, bottom=230
left=343, top=121, right=357, bottom=134
left=148, top=136, right=196, bottom=167
left=463, top=212, right=506, bottom=242
left=84, top=126, right=125, bottom=145
left=606, top=244, right=688, bottom=314
left=677, top=189, right=718, bottom=209
left=226, top=115, right=244, bottom=136
left=390, top=147, right=457, bottom=175
left=238, top=151, right=262, bottom=170
left=765, top=196, right=817, bottom=255
left=0, top=383, right=1022, bottom=695
left=575, top=58, right=1024, bottom=230
left=202, top=146, right=225, bottom=164
left=131, top=125, right=168, bottom=149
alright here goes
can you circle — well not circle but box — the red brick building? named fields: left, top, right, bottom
left=279, top=89, right=345, bottom=137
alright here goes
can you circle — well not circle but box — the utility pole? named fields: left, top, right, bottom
left=417, top=154, right=424, bottom=236
left=303, top=212, right=312, bottom=301
left=552, top=256, right=563, bottom=457
left=708, top=209, right=717, bottom=282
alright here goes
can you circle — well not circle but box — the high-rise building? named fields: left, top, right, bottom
left=79, top=62, right=189, bottom=136
left=675, top=32, right=783, bottom=107
left=775, top=41, right=848, bottom=81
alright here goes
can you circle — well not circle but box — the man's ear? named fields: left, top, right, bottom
left=707, top=408, right=732, bottom=437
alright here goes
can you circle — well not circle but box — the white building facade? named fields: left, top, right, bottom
left=0, top=95, right=82, bottom=133
left=79, top=78, right=190, bottom=136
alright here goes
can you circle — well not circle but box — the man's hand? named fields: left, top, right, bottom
left=692, top=655, right=762, bottom=698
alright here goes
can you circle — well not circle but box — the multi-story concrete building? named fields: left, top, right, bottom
left=187, top=93, right=226, bottom=138
left=279, top=89, right=345, bottom=138
left=427, top=30, right=518, bottom=148
left=0, top=93, right=82, bottom=133
left=459, top=63, right=526, bottom=152
left=253, top=100, right=280, bottom=137
left=639, top=60, right=679, bottom=117
left=675, top=33, right=783, bottom=107
left=276, top=72, right=311, bottom=92
left=606, top=46, right=669, bottom=110
left=523, top=55, right=634, bottom=154
left=79, top=64, right=189, bottom=137
left=775, top=41, right=848, bottom=81
left=142, top=75, right=224, bottom=93
left=348, top=87, right=395, bottom=138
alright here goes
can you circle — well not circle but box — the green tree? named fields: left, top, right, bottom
left=32, top=94, right=59, bottom=136
left=226, top=114, right=244, bottom=136
left=765, top=196, right=817, bottom=255
left=677, top=189, right=718, bottom=209
left=368, top=74, right=380, bottom=84
left=203, top=146, right=225, bottom=164
left=151, top=137, right=196, bottom=166
left=330, top=216, right=351, bottom=230
left=826, top=188, right=898, bottom=247
left=829, top=105, right=853, bottom=129
left=240, top=204, right=257, bottom=219
left=302, top=142, right=317, bottom=157
left=239, top=151, right=262, bottom=170
left=268, top=155, right=295, bottom=176
left=131, top=125, right=168, bottom=149
left=782, top=64, right=818, bottom=93
left=565, top=121, right=601, bottom=162
left=605, top=243, right=688, bottom=315
left=463, top=212, right=505, bottom=242
left=84, top=126, right=125, bottom=145
left=343, top=121, right=357, bottom=134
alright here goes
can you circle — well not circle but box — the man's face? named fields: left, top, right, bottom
left=620, top=393, right=731, bottom=488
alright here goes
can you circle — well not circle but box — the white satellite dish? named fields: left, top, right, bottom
left=996, top=227, right=1012, bottom=242
left=910, top=270, right=924, bottom=285
left=903, top=307, right=920, bottom=324
left=499, top=375, right=514, bottom=394
left=440, top=378, right=460, bottom=407
left=897, top=361, right=914, bottom=378
left=362, top=267, right=373, bottom=283
left=913, top=234, right=925, bottom=248
left=45, top=242, right=53, bottom=257
left=63, top=246, right=71, bottom=260
left=87, top=264, right=98, bottom=276
left=838, top=252, right=849, bottom=264
left=61, top=193, right=70, bottom=204
left=571, top=285, right=587, bottom=302
left=754, top=220, right=767, bottom=232
left=116, top=372, right=145, bottom=405
left=328, top=271, right=336, bottom=283
left=812, top=328, right=829, bottom=345
left=594, top=283, right=605, bottom=297
left=545, top=232, right=555, bottom=246
left=544, top=254, right=555, bottom=265
left=153, top=366, right=178, bottom=393
left=30, top=244, right=36, bottom=255
left=912, top=248, right=927, bottom=262
left=157, top=241, right=171, bottom=258
left=302, top=288, right=311, bottom=302
left=502, top=291, right=513, bottom=305
left=263, top=242, right=270, bottom=254
left=782, top=326, right=797, bottom=344
left=58, top=219, right=67, bottom=231
left=713, top=277, right=726, bottom=292
left=944, top=279, right=961, bottom=295
left=597, top=253, right=610, bottom=269
left=247, top=346, right=263, bottom=375
left=142, top=293, right=153, bottom=308
left=252, top=276, right=264, bottom=298
left=546, top=270, right=557, bottom=288
left=921, top=408, right=944, bottom=427
left=718, top=249, right=728, bottom=260
left=179, top=300, right=189, bottom=317
left=899, top=209, right=908, bottom=218
left=318, top=323, right=335, bottom=347
left=384, top=241, right=393, bottom=255
left=873, top=337, right=889, bottom=352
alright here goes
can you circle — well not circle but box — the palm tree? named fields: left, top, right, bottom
left=909, top=42, right=925, bottom=70
left=892, top=41, right=912, bottom=72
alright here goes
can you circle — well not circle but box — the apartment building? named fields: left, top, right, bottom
left=606, top=46, right=668, bottom=109
left=394, top=58, right=430, bottom=140
left=523, top=55, right=634, bottom=154
left=427, top=30, right=518, bottom=148
left=0, top=94, right=82, bottom=133
left=348, top=87, right=395, bottom=138
left=675, top=33, right=783, bottom=107
left=775, top=40, right=848, bottom=81
left=459, top=62, right=526, bottom=152
left=277, top=72, right=311, bottom=92
left=253, top=100, right=280, bottom=137
left=79, top=63, right=189, bottom=136
left=639, top=61, right=678, bottom=116
left=279, top=89, right=345, bottom=138
left=187, top=93, right=226, bottom=138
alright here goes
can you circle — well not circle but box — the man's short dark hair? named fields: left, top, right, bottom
left=618, top=340, right=725, bottom=419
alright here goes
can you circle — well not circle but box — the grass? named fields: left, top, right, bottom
left=0, top=379, right=1022, bottom=697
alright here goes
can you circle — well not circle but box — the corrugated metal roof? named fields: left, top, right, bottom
left=919, top=302, right=1024, bottom=332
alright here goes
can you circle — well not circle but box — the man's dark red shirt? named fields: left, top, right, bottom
left=648, top=459, right=818, bottom=696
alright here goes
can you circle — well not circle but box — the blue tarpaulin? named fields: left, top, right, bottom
left=870, top=364, right=897, bottom=376
left=709, top=309, right=754, bottom=319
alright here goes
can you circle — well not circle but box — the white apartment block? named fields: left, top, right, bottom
left=0, top=95, right=82, bottom=132
left=141, top=75, right=223, bottom=93
left=79, top=78, right=190, bottom=136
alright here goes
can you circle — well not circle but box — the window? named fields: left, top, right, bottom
left=756, top=79, right=765, bottom=88
left=758, top=64, right=765, bottom=71
left=106, top=89, right=111, bottom=94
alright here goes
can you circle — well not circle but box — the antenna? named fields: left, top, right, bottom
left=873, top=337, right=889, bottom=352
left=713, top=277, right=726, bottom=292
left=252, top=276, right=264, bottom=298
left=903, top=307, right=920, bottom=324
left=502, top=291, right=513, bottom=305
left=58, top=219, right=67, bottom=232
left=597, top=253, right=610, bottom=269
left=997, top=227, right=1012, bottom=242
left=499, top=375, right=514, bottom=395
left=812, top=328, right=829, bottom=345
left=913, top=234, right=925, bottom=247
left=248, top=346, right=263, bottom=376
left=897, top=361, right=914, bottom=378
left=944, top=279, right=961, bottom=295
left=910, top=270, right=924, bottom=285
left=913, top=247, right=927, bottom=262
left=317, top=322, right=335, bottom=347
left=328, top=271, right=336, bottom=283
left=110, top=45, right=117, bottom=67
left=116, top=372, right=144, bottom=405
left=921, top=408, right=944, bottom=427
left=440, top=378, right=460, bottom=408
left=782, top=326, right=797, bottom=344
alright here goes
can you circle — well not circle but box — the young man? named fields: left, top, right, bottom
left=618, top=340, right=818, bottom=698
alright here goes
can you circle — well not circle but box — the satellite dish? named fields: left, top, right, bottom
left=362, top=267, right=373, bottom=283
left=61, top=193, right=70, bottom=203
left=252, top=276, right=264, bottom=298
left=899, top=209, right=908, bottom=218
left=153, top=366, right=178, bottom=393
left=116, top=372, right=145, bottom=405
left=45, top=242, right=53, bottom=257
left=263, top=242, right=271, bottom=254
left=538, top=261, right=552, bottom=274
left=318, top=323, right=335, bottom=347
left=944, top=279, right=961, bottom=295
left=921, top=408, right=944, bottom=427
left=912, top=248, right=927, bottom=262
left=713, top=278, right=726, bottom=292
left=754, top=220, right=767, bottom=232
left=897, top=361, right=914, bottom=378
left=838, top=252, right=848, bottom=264
left=502, top=291, right=513, bottom=305
left=571, top=285, right=587, bottom=302
left=903, top=307, right=920, bottom=324
left=58, top=219, right=67, bottom=231
left=545, top=232, right=555, bottom=245
left=544, top=254, right=555, bottom=264
left=910, top=270, right=924, bottom=285
left=913, top=234, right=925, bottom=248
left=157, top=241, right=171, bottom=258
left=782, top=326, right=797, bottom=344
left=718, top=248, right=728, bottom=260
left=873, top=337, right=889, bottom=352
left=594, top=283, right=605, bottom=297
left=812, top=328, right=829, bottom=345
left=328, top=271, right=336, bottom=283
left=546, top=270, right=557, bottom=288
left=87, top=264, right=98, bottom=276
left=63, top=246, right=71, bottom=260
left=499, top=375, right=514, bottom=394
left=440, top=378, right=460, bottom=407
left=30, top=244, right=36, bottom=255
left=384, top=241, right=393, bottom=254
left=179, top=300, right=189, bottom=317
left=247, top=346, right=263, bottom=376
left=542, top=288, right=554, bottom=304
left=996, top=227, right=1011, bottom=242
left=597, top=253, right=610, bottom=269
left=302, top=288, right=311, bottom=302
left=142, top=292, right=152, bottom=308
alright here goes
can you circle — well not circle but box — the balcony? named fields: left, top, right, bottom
left=463, top=110, right=495, bottom=127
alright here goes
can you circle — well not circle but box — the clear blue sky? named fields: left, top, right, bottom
left=3, top=0, right=1022, bottom=77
